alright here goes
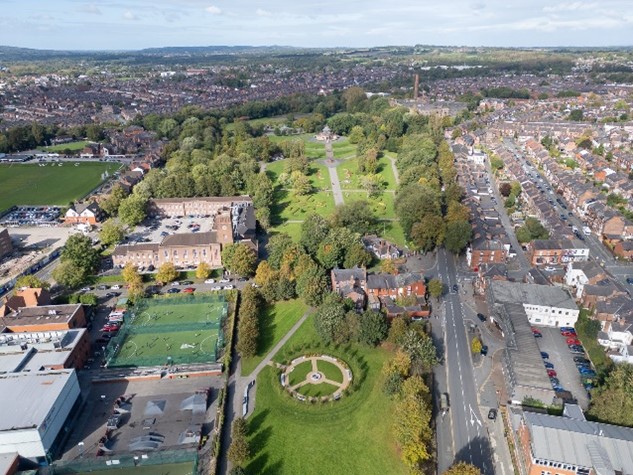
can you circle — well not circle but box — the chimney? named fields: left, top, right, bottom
left=414, top=74, right=419, bottom=101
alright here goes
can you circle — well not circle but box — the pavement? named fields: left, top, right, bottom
left=322, top=141, right=344, bottom=206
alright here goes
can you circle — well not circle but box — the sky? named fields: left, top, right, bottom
left=0, top=0, right=631, bottom=50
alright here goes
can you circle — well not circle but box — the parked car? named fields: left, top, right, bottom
left=583, top=382, right=594, bottom=390
left=540, top=351, right=549, bottom=359
left=224, top=285, right=235, bottom=290
left=533, top=330, right=543, bottom=338
left=477, top=313, right=486, bottom=322
left=626, top=277, right=633, bottom=285
left=80, top=286, right=93, bottom=292
left=561, top=331, right=576, bottom=337
left=105, top=291, right=120, bottom=298
left=579, top=369, right=596, bottom=377
left=452, top=284, right=459, bottom=293
left=111, top=284, right=121, bottom=290
left=573, top=356, right=590, bottom=364
left=553, top=385, right=564, bottom=392
left=480, top=345, right=488, bottom=356
left=547, top=370, right=557, bottom=378
left=569, top=346, right=585, bottom=354
left=566, top=338, right=581, bottom=345
left=96, top=285, right=109, bottom=290
left=171, top=281, right=180, bottom=286
left=182, top=287, right=195, bottom=293
left=204, top=279, right=216, bottom=284
left=181, top=281, right=193, bottom=285
left=167, top=288, right=180, bottom=294
left=100, top=326, right=119, bottom=333
left=560, top=327, right=575, bottom=334
left=487, top=408, right=497, bottom=421
left=550, top=377, right=560, bottom=386
left=544, top=362, right=554, bottom=369
left=219, top=278, right=230, bottom=284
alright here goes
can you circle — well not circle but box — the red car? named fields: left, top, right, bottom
left=547, top=369, right=557, bottom=378
left=561, top=331, right=576, bottom=337
left=182, top=287, right=195, bottom=293
left=101, top=327, right=119, bottom=333
left=567, top=338, right=581, bottom=345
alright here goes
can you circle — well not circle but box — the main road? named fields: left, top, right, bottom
left=437, top=248, right=493, bottom=474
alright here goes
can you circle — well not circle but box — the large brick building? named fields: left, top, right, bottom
left=0, top=304, right=87, bottom=332
left=113, top=197, right=256, bottom=269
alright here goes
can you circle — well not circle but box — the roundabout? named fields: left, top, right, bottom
left=281, top=355, right=352, bottom=401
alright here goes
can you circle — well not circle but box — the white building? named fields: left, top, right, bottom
left=0, top=370, right=80, bottom=462
left=598, top=321, right=633, bottom=352
left=564, top=261, right=604, bottom=299
left=490, top=281, right=579, bottom=328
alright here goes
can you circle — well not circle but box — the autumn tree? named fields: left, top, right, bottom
left=195, top=262, right=212, bottom=280
left=380, top=258, right=398, bottom=275
left=227, top=417, right=251, bottom=468
left=222, top=243, right=257, bottom=277
left=427, top=278, right=443, bottom=300
left=52, top=261, right=87, bottom=289
left=393, top=375, right=433, bottom=472
left=387, top=317, right=409, bottom=346
left=443, top=462, right=481, bottom=475
left=15, top=275, right=50, bottom=290
left=471, top=337, right=483, bottom=355
left=99, top=219, right=124, bottom=247
left=156, top=262, right=179, bottom=283
left=588, top=363, right=633, bottom=426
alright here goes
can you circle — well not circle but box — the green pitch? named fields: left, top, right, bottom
left=106, top=295, right=227, bottom=367
left=0, top=162, right=121, bottom=212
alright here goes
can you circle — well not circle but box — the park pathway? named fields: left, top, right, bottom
left=324, top=141, right=344, bottom=206
left=220, top=308, right=314, bottom=475
left=388, top=155, right=400, bottom=185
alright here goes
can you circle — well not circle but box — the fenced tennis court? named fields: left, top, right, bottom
left=104, top=294, right=228, bottom=368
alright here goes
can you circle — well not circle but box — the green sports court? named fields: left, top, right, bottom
left=104, top=294, right=228, bottom=368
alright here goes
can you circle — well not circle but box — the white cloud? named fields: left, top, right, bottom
left=543, top=2, right=597, bottom=13
left=205, top=5, right=222, bottom=15
left=78, top=4, right=102, bottom=15
left=123, top=10, right=139, bottom=21
left=256, top=8, right=271, bottom=17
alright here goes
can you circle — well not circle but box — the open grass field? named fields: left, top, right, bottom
left=380, top=221, right=407, bottom=247
left=268, top=134, right=326, bottom=159
left=271, top=189, right=335, bottom=223
left=241, top=299, right=308, bottom=376
left=269, top=221, right=303, bottom=242
left=245, top=314, right=406, bottom=475
left=42, top=140, right=90, bottom=152
left=317, top=360, right=344, bottom=383
left=106, top=295, right=227, bottom=367
left=337, top=155, right=397, bottom=191
left=0, top=162, right=120, bottom=212
left=265, top=160, right=329, bottom=191
left=332, top=139, right=357, bottom=159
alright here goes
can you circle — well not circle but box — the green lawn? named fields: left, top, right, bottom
left=42, top=140, right=90, bottom=152
left=0, top=162, right=120, bottom=212
left=246, top=314, right=406, bottom=475
left=337, top=156, right=397, bottom=191
left=265, top=161, right=329, bottom=191
left=317, top=359, right=344, bottom=383
left=241, top=299, right=308, bottom=376
left=332, top=139, right=357, bottom=159
left=269, top=221, right=303, bottom=242
left=299, top=382, right=339, bottom=398
left=288, top=360, right=313, bottom=386
left=380, top=221, right=407, bottom=248
left=271, top=189, right=335, bottom=223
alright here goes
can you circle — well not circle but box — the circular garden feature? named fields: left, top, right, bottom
left=281, top=355, right=352, bottom=402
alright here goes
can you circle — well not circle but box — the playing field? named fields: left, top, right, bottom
left=105, top=295, right=228, bottom=367
left=0, top=162, right=121, bottom=212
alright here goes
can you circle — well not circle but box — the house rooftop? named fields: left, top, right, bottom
left=490, top=281, right=577, bottom=310
left=1, top=304, right=82, bottom=327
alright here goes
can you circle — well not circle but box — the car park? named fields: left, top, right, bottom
left=487, top=408, right=497, bottom=421
left=477, top=313, right=486, bottom=322
left=540, top=351, right=549, bottom=359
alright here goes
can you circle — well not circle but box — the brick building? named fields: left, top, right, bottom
left=0, top=228, right=13, bottom=259
left=0, top=304, right=86, bottom=332
left=148, top=196, right=253, bottom=219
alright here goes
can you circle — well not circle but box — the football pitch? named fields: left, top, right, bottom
left=0, top=162, right=121, bottom=212
left=105, top=295, right=228, bottom=367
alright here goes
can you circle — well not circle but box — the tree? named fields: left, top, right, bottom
left=588, top=363, right=633, bottom=426
left=195, top=262, right=212, bottom=280
left=290, top=171, right=312, bottom=196
left=52, top=261, right=87, bottom=289
left=380, top=258, right=398, bottom=275
left=99, top=219, right=124, bottom=247
left=156, top=263, right=179, bottom=283
left=121, top=263, right=141, bottom=284
left=266, top=233, right=294, bottom=270
left=343, top=242, right=373, bottom=269
left=383, top=370, right=404, bottom=397
left=444, top=462, right=481, bottom=475
left=100, top=184, right=127, bottom=217
left=330, top=200, right=377, bottom=236
left=568, top=109, right=584, bottom=121
left=61, top=234, right=100, bottom=274
left=227, top=417, right=251, bottom=468
left=444, top=220, right=472, bottom=254
left=395, top=184, right=442, bottom=238
left=254, top=261, right=277, bottom=288
left=400, top=329, right=438, bottom=374
left=358, top=310, right=388, bottom=346
left=14, top=275, right=49, bottom=290
left=471, top=337, right=482, bottom=355
left=387, top=317, right=409, bottom=346
left=297, top=264, right=328, bottom=306
left=428, top=278, right=443, bottom=301
left=499, top=182, right=512, bottom=197
left=300, top=214, right=330, bottom=257
left=393, top=375, right=433, bottom=471
left=118, top=194, right=147, bottom=227
left=348, top=125, right=365, bottom=144
left=411, top=215, right=446, bottom=252
left=314, top=294, right=347, bottom=344
left=222, top=243, right=257, bottom=277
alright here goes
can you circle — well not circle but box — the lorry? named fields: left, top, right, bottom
left=440, top=393, right=449, bottom=413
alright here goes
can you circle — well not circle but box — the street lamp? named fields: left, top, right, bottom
left=78, top=441, right=84, bottom=459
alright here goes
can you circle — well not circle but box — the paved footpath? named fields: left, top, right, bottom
left=220, top=308, right=313, bottom=474
left=323, top=141, right=344, bottom=206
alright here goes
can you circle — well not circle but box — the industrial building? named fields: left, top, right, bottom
left=0, top=370, right=81, bottom=462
